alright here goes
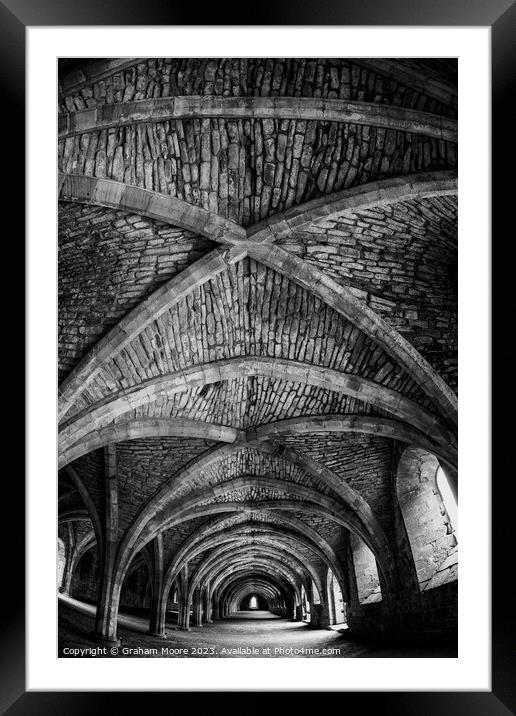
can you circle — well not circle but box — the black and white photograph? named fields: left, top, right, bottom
left=10, top=8, right=505, bottom=704
left=56, top=56, right=460, bottom=660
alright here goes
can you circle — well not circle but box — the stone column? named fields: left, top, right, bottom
left=59, top=523, right=75, bottom=595
left=309, top=603, right=323, bottom=629
left=295, top=605, right=304, bottom=621
left=60, top=564, right=74, bottom=595
left=148, top=536, right=167, bottom=638
left=318, top=601, right=332, bottom=629
left=94, top=445, right=120, bottom=645
left=177, top=566, right=191, bottom=631
left=327, top=579, right=336, bottom=626
left=287, top=598, right=296, bottom=620
left=203, top=589, right=213, bottom=623
left=192, top=588, right=203, bottom=627
left=213, top=597, right=223, bottom=620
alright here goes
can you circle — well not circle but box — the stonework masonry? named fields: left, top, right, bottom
left=58, top=58, right=458, bottom=652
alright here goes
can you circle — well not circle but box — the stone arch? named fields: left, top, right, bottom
left=193, top=552, right=311, bottom=608
left=184, top=527, right=342, bottom=601
left=69, top=541, right=99, bottom=603
left=57, top=515, right=97, bottom=596
left=230, top=580, right=284, bottom=612
left=105, top=488, right=395, bottom=642
left=238, top=593, right=263, bottom=610
left=112, top=442, right=394, bottom=581
left=248, top=241, right=458, bottom=428
left=58, top=58, right=458, bottom=112
left=353, top=59, right=458, bottom=108
left=68, top=530, right=97, bottom=583
left=247, top=171, right=457, bottom=243
left=58, top=172, right=458, bottom=431
left=58, top=509, right=90, bottom=523
left=137, top=476, right=372, bottom=546
left=124, top=474, right=394, bottom=592
left=217, top=572, right=297, bottom=620
left=58, top=246, right=246, bottom=422
left=187, top=540, right=322, bottom=604
left=119, top=553, right=153, bottom=611
left=60, top=417, right=241, bottom=467
left=59, top=96, right=457, bottom=142
left=211, top=563, right=299, bottom=605
left=62, top=466, right=104, bottom=555
left=59, top=357, right=453, bottom=460
left=61, top=412, right=458, bottom=473
left=252, top=414, right=457, bottom=470
left=57, top=57, right=459, bottom=650
left=59, top=173, right=246, bottom=244
left=160, top=511, right=349, bottom=613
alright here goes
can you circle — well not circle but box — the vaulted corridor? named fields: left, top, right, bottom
left=58, top=57, right=458, bottom=658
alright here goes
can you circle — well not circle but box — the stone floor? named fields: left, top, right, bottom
left=58, top=597, right=457, bottom=658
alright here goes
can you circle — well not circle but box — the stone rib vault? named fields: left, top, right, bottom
left=58, top=58, right=458, bottom=646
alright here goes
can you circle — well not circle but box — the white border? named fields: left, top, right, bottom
left=27, top=26, right=491, bottom=691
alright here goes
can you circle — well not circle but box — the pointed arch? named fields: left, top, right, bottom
left=59, top=172, right=457, bottom=428
left=247, top=242, right=458, bottom=427
left=60, top=417, right=242, bottom=467
left=247, top=170, right=457, bottom=243
left=58, top=246, right=246, bottom=422
left=59, top=96, right=457, bottom=142
left=59, top=357, right=453, bottom=461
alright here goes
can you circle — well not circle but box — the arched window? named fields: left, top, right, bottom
left=397, top=446, right=458, bottom=591
left=436, top=466, right=458, bottom=536
left=248, top=595, right=258, bottom=609
left=350, top=533, right=382, bottom=604
left=327, top=568, right=347, bottom=625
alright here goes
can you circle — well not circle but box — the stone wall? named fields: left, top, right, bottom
left=279, top=433, right=394, bottom=541
left=120, top=562, right=152, bottom=609
left=68, top=449, right=105, bottom=524
left=59, top=202, right=212, bottom=381
left=57, top=58, right=457, bottom=647
left=70, top=545, right=98, bottom=603
left=60, top=59, right=457, bottom=118
left=396, top=446, right=458, bottom=589
left=59, top=116, right=455, bottom=228
left=116, top=437, right=216, bottom=532
left=347, top=581, right=458, bottom=641
left=350, top=533, right=382, bottom=604
left=116, top=378, right=382, bottom=431
left=279, top=195, right=457, bottom=387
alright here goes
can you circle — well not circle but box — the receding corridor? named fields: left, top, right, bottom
left=58, top=597, right=456, bottom=658
left=58, top=57, right=459, bottom=660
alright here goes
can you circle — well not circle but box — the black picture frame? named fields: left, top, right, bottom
left=7, top=0, right=513, bottom=711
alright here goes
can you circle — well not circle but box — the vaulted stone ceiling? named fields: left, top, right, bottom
left=58, top=58, right=458, bottom=637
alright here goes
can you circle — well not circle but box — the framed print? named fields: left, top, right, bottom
left=6, top=0, right=513, bottom=710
